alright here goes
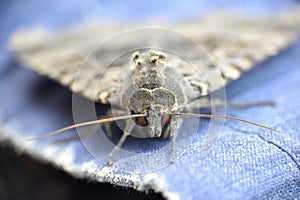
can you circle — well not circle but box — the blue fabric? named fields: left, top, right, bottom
left=1, top=1, right=300, bottom=199
left=164, top=43, right=300, bottom=199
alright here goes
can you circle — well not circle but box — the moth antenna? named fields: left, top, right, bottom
left=171, top=113, right=284, bottom=134
left=27, top=114, right=146, bottom=141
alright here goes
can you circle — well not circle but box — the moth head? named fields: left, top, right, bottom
left=134, top=105, right=171, bottom=138
left=129, top=87, right=176, bottom=138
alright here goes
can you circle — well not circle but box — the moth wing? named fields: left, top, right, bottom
left=10, top=24, right=132, bottom=104
left=178, top=10, right=300, bottom=94
left=10, top=9, right=300, bottom=102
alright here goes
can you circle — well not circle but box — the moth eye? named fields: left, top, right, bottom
left=161, top=113, right=171, bottom=127
left=136, top=116, right=149, bottom=126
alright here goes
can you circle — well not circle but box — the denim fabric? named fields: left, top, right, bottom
left=1, top=1, right=300, bottom=199
left=163, top=42, right=300, bottom=199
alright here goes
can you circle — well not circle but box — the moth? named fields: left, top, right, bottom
left=10, top=9, right=300, bottom=165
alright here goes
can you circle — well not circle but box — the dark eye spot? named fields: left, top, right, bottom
left=161, top=113, right=171, bottom=127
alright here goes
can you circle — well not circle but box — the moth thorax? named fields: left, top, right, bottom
left=129, top=87, right=177, bottom=114
left=132, top=50, right=166, bottom=90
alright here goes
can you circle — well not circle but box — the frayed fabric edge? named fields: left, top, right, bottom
left=0, top=119, right=180, bottom=200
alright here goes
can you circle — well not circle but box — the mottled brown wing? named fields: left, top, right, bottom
left=175, top=10, right=300, bottom=93
left=10, top=9, right=300, bottom=103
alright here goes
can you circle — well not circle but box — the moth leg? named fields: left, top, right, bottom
left=103, top=110, right=114, bottom=137
left=169, top=116, right=179, bottom=163
left=103, top=109, right=126, bottom=138
left=107, top=120, right=135, bottom=166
